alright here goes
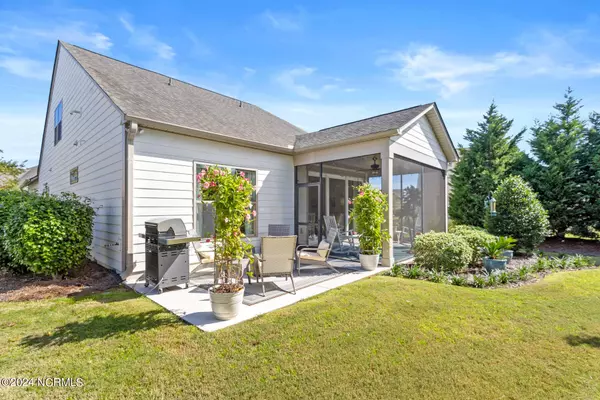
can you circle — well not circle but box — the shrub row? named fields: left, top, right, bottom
left=389, top=254, right=596, bottom=288
left=449, top=225, right=497, bottom=266
left=0, top=190, right=95, bottom=277
left=413, top=232, right=471, bottom=273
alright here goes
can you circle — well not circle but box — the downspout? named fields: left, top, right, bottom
left=121, top=120, right=140, bottom=278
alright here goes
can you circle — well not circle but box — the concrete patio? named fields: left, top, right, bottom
left=125, top=259, right=396, bottom=332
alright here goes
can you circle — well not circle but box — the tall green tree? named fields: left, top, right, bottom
left=527, top=88, right=584, bottom=237
left=0, top=149, right=24, bottom=190
left=572, top=111, right=600, bottom=237
left=449, top=102, right=525, bottom=227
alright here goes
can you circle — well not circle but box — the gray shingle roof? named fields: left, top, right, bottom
left=61, top=42, right=305, bottom=149
left=295, top=103, right=433, bottom=150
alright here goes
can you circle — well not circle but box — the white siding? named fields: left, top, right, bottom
left=391, top=116, right=448, bottom=169
left=38, top=45, right=124, bottom=272
left=132, top=128, right=294, bottom=269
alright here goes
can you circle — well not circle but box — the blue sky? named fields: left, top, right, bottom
left=1, top=0, right=600, bottom=166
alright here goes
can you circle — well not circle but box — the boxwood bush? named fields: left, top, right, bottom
left=449, top=225, right=497, bottom=266
left=0, top=190, right=31, bottom=272
left=2, top=191, right=95, bottom=276
left=486, top=176, right=549, bottom=254
left=413, top=232, right=471, bottom=273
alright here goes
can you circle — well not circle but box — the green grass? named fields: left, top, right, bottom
left=2, top=271, right=600, bottom=399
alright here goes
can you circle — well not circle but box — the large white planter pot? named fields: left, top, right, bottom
left=359, top=254, right=380, bottom=271
left=209, top=286, right=245, bottom=321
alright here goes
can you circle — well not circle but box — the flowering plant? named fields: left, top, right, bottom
left=197, top=165, right=256, bottom=293
left=349, top=183, right=391, bottom=255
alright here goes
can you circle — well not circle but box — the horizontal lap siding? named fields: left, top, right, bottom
left=393, top=116, right=447, bottom=169
left=132, top=129, right=294, bottom=269
left=38, top=46, right=124, bottom=272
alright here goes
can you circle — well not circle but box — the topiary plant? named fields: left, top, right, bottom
left=485, top=176, right=549, bottom=254
left=413, top=232, right=471, bottom=273
left=3, top=192, right=95, bottom=277
left=449, top=224, right=497, bottom=266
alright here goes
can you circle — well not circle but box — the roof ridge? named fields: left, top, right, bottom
left=312, top=103, right=433, bottom=134
left=60, top=41, right=305, bottom=134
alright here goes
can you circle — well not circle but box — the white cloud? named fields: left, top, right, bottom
left=243, top=67, right=256, bottom=77
left=184, top=29, right=211, bottom=57
left=261, top=9, right=304, bottom=32
left=275, top=67, right=321, bottom=99
left=378, top=28, right=600, bottom=97
left=0, top=23, right=112, bottom=51
left=275, top=67, right=353, bottom=99
left=0, top=57, right=51, bottom=80
left=119, top=14, right=175, bottom=60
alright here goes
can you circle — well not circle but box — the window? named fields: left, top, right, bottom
left=70, top=167, right=79, bottom=185
left=195, top=163, right=257, bottom=238
left=54, top=101, right=63, bottom=145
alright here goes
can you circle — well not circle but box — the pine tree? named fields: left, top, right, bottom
left=572, top=111, right=600, bottom=237
left=528, top=88, right=584, bottom=237
left=449, top=102, right=525, bottom=227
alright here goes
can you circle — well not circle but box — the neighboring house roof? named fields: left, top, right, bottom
left=18, top=166, right=38, bottom=188
left=61, top=42, right=305, bottom=150
left=295, top=104, right=432, bottom=150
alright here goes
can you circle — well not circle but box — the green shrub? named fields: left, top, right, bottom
left=449, top=225, right=497, bottom=266
left=486, top=273, right=498, bottom=287
left=486, top=176, right=549, bottom=254
left=0, top=190, right=31, bottom=272
left=413, top=232, right=471, bottom=273
left=404, top=265, right=424, bottom=279
left=427, top=270, right=448, bottom=283
left=450, top=275, right=467, bottom=286
left=3, top=192, right=95, bottom=276
left=472, top=275, right=487, bottom=288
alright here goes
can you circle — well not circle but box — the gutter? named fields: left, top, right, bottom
left=126, top=115, right=296, bottom=155
left=121, top=120, right=139, bottom=278
left=293, top=129, right=398, bottom=154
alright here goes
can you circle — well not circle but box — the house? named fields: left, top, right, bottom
left=18, top=166, right=39, bottom=191
left=37, top=41, right=458, bottom=277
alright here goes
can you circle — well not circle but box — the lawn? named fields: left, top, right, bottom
left=1, top=271, right=600, bottom=399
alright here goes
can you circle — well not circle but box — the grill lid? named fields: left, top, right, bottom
left=145, top=218, right=188, bottom=236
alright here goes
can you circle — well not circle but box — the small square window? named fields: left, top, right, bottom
left=70, top=167, right=79, bottom=185
left=54, top=101, right=63, bottom=145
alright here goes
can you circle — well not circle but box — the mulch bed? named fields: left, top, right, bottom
left=0, top=261, right=122, bottom=302
left=539, top=237, right=600, bottom=257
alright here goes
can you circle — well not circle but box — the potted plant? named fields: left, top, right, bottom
left=197, top=166, right=255, bottom=320
left=349, top=183, right=391, bottom=270
left=482, top=238, right=508, bottom=273
left=497, top=236, right=517, bottom=263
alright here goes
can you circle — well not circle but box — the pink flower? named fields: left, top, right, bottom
left=252, top=210, right=257, bottom=217
left=203, top=182, right=210, bottom=189
left=245, top=214, right=251, bottom=221
left=210, top=182, right=216, bottom=187
left=348, top=199, right=352, bottom=205
left=359, top=191, right=365, bottom=196
left=234, top=231, right=239, bottom=237
left=239, top=171, right=245, bottom=177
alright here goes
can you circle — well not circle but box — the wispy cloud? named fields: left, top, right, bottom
left=119, top=14, right=175, bottom=60
left=275, top=67, right=351, bottom=99
left=243, top=67, right=256, bottom=78
left=0, top=22, right=112, bottom=51
left=0, top=57, right=51, bottom=80
left=184, top=29, right=211, bottom=57
left=377, top=28, right=600, bottom=97
left=261, top=9, right=305, bottom=32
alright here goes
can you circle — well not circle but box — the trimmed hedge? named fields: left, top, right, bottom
left=449, top=224, right=497, bottom=266
left=0, top=190, right=31, bottom=272
left=413, top=232, right=471, bottom=273
left=1, top=191, right=95, bottom=276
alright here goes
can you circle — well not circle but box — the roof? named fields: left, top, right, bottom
left=61, top=42, right=305, bottom=150
left=295, top=104, right=433, bottom=150
left=18, top=166, right=38, bottom=187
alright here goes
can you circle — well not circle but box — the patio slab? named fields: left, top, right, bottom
left=124, top=259, right=392, bottom=332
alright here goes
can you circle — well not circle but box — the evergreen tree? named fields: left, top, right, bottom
left=572, top=111, right=600, bottom=237
left=528, top=88, right=584, bottom=237
left=449, top=102, right=525, bottom=227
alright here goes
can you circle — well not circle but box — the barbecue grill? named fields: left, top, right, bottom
left=140, top=218, right=201, bottom=293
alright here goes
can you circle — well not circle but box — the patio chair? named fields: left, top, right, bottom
left=296, top=228, right=339, bottom=275
left=323, top=215, right=354, bottom=254
left=268, top=224, right=291, bottom=236
left=254, top=235, right=297, bottom=296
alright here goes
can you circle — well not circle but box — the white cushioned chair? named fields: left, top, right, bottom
left=254, top=235, right=297, bottom=296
